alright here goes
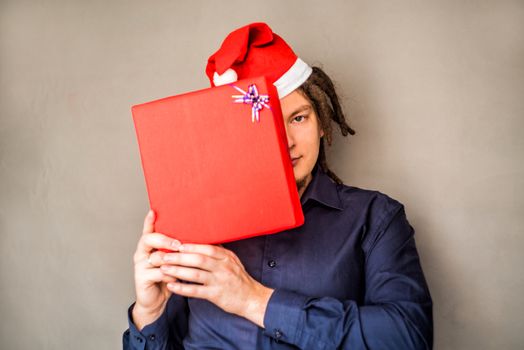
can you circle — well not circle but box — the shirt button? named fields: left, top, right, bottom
left=274, top=329, right=283, bottom=339
left=268, top=260, right=277, bottom=268
left=149, top=334, right=156, bottom=341
left=135, top=336, right=143, bottom=343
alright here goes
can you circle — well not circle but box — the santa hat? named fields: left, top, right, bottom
left=205, top=22, right=312, bottom=99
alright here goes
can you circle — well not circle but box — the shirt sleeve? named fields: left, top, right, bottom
left=262, top=205, right=433, bottom=350
left=123, top=294, right=189, bottom=350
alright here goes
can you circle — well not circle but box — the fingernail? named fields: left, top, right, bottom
left=148, top=210, right=154, bottom=218
left=171, top=240, right=181, bottom=249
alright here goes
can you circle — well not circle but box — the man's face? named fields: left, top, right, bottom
left=280, top=90, right=324, bottom=195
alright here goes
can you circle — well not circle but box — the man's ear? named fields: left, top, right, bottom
left=320, top=128, right=325, bottom=137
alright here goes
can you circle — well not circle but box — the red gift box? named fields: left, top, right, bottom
left=132, top=76, right=304, bottom=244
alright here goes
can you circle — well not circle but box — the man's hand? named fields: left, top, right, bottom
left=131, top=210, right=182, bottom=330
left=160, top=244, right=274, bottom=328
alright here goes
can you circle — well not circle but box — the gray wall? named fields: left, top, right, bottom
left=1, top=1, right=523, bottom=349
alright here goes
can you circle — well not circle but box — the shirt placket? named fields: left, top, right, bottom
left=260, top=231, right=284, bottom=288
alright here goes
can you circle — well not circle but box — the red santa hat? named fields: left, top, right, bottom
left=205, top=22, right=312, bottom=99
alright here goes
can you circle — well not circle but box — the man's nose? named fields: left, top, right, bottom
left=286, top=129, right=294, bottom=150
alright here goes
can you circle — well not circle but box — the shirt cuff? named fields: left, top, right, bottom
left=125, top=302, right=170, bottom=348
left=263, top=289, right=308, bottom=344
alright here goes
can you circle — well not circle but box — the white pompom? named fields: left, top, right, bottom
left=213, top=68, right=238, bottom=86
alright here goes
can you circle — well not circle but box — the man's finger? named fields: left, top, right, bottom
left=146, top=250, right=166, bottom=267
left=142, top=233, right=181, bottom=251
left=178, top=243, right=228, bottom=259
left=136, top=267, right=166, bottom=284
left=162, top=252, right=216, bottom=271
left=142, top=210, right=155, bottom=234
left=161, top=265, right=211, bottom=285
left=167, top=281, right=206, bottom=299
left=134, top=233, right=181, bottom=263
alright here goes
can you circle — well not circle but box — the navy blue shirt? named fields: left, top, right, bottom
left=123, top=166, right=433, bottom=349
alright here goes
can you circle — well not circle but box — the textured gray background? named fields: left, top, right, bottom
left=1, top=1, right=523, bottom=349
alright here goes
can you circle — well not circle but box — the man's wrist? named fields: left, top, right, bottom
left=242, top=284, right=274, bottom=328
left=131, top=302, right=166, bottom=331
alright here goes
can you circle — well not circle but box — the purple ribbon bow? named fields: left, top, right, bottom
left=231, top=84, right=270, bottom=123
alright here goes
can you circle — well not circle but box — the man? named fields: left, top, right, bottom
left=124, top=23, right=433, bottom=349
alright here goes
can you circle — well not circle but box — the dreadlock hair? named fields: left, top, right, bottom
left=297, top=66, right=355, bottom=185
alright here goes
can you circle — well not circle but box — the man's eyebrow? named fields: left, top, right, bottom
left=287, top=105, right=312, bottom=118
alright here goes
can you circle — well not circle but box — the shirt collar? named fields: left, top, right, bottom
left=300, top=164, right=344, bottom=210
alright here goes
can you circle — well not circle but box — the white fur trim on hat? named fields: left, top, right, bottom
left=213, top=68, right=238, bottom=86
left=273, top=58, right=312, bottom=98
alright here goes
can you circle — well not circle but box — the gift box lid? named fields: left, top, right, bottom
left=132, top=76, right=304, bottom=244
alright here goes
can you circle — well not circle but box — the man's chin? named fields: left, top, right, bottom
left=295, top=176, right=308, bottom=193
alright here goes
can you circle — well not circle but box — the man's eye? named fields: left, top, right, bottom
left=292, top=115, right=305, bottom=123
